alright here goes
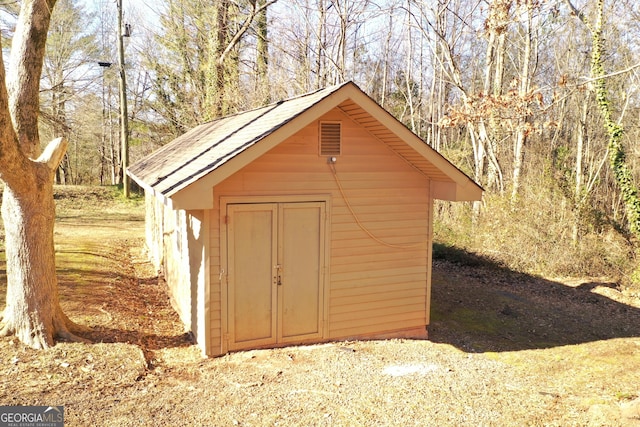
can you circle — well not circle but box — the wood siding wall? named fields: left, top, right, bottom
left=145, top=194, right=210, bottom=354
left=144, top=192, right=163, bottom=270
left=210, top=108, right=431, bottom=355
left=185, top=209, right=209, bottom=353
left=161, top=207, right=191, bottom=329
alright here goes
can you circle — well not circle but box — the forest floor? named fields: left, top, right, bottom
left=0, top=186, right=640, bottom=426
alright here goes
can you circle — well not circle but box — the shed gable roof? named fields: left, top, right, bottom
left=128, top=81, right=482, bottom=209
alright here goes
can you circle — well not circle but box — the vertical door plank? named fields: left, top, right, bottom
left=279, top=202, right=324, bottom=341
left=228, top=204, right=278, bottom=347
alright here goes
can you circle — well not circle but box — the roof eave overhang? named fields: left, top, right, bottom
left=431, top=180, right=484, bottom=202
left=343, top=87, right=483, bottom=202
left=127, top=169, right=177, bottom=208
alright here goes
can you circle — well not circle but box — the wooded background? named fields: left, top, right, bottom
left=3, top=0, right=639, bottom=280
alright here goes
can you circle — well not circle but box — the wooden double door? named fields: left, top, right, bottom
left=226, top=201, right=326, bottom=350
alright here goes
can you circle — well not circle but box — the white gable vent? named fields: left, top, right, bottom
left=320, top=121, right=341, bottom=156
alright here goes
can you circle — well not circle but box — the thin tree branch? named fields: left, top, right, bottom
left=217, top=0, right=278, bottom=66
left=579, top=61, right=640, bottom=85
left=563, top=0, right=589, bottom=28
left=36, top=137, right=68, bottom=171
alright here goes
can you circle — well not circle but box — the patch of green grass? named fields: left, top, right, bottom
left=104, top=184, right=145, bottom=204
left=616, top=391, right=638, bottom=401
left=54, top=185, right=144, bottom=226
left=448, top=307, right=505, bottom=334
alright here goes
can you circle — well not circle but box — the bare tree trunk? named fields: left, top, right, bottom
left=572, top=91, right=590, bottom=243
left=1, top=140, right=86, bottom=348
left=429, top=1, right=448, bottom=151
left=404, top=2, right=416, bottom=133
left=381, top=8, right=393, bottom=108
left=478, top=119, right=504, bottom=192
left=213, top=0, right=230, bottom=117
left=337, top=0, right=347, bottom=83
left=484, top=0, right=510, bottom=193
left=296, top=2, right=312, bottom=92
left=511, top=1, right=535, bottom=203
left=316, top=0, right=327, bottom=89
left=0, top=0, right=87, bottom=349
left=493, top=32, right=506, bottom=96
left=256, top=0, right=270, bottom=105
left=511, top=126, right=526, bottom=201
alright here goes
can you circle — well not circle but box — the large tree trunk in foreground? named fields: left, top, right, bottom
left=0, top=0, right=88, bottom=348
left=0, top=138, right=86, bottom=348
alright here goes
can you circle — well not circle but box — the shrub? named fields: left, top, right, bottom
left=434, top=185, right=635, bottom=281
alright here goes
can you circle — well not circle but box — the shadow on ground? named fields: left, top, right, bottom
left=79, top=327, right=192, bottom=353
left=429, top=243, right=640, bottom=352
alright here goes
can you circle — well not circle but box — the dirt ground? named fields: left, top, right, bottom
left=1, top=186, right=640, bottom=426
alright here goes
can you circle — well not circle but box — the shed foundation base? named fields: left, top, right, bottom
left=209, top=326, right=429, bottom=357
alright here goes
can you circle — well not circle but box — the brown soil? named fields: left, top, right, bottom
left=1, top=186, right=639, bottom=426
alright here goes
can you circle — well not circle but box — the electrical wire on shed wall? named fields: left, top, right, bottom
left=328, top=161, right=426, bottom=250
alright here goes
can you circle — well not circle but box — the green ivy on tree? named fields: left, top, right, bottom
left=589, top=4, right=640, bottom=237
left=565, top=0, right=640, bottom=281
left=566, top=0, right=640, bottom=244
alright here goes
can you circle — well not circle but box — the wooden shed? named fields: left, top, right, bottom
left=128, top=81, right=482, bottom=357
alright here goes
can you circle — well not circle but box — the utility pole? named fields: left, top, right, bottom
left=116, top=0, right=130, bottom=197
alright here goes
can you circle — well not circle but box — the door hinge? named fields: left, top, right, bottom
left=224, top=215, right=230, bottom=224
left=274, top=264, right=282, bottom=286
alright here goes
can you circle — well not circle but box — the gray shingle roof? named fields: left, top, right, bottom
left=128, top=83, right=348, bottom=197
